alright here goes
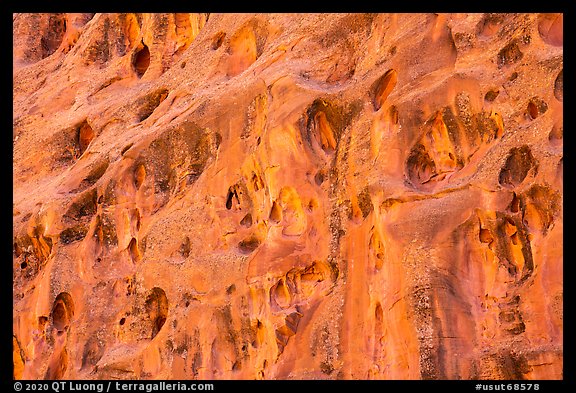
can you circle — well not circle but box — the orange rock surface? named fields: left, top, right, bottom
left=13, top=13, right=563, bottom=380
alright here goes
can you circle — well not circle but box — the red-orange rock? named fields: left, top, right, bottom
left=13, top=13, right=562, bottom=380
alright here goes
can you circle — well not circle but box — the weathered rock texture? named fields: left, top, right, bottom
left=13, top=13, right=563, bottom=380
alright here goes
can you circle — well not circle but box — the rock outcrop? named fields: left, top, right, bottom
left=13, top=13, right=562, bottom=380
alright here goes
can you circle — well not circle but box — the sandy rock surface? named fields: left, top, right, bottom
left=13, top=13, right=562, bottom=380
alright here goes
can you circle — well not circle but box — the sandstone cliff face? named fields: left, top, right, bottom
left=13, top=13, right=562, bottom=380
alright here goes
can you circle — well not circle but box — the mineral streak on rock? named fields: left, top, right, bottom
left=13, top=13, right=562, bottom=380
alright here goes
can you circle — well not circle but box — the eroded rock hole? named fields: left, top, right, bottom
left=226, top=22, right=263, bottom=77
left=509, top=192, right=520, bottom=213
left=51, top=292, right=75, bottom=332
left=527, top=102, right=538, bottom=119
left=526, top=97, right=547, bottom=120
left=136, top=122, right=215, bottom=205
left=538, top=13, right=563, bottom=47
left=275, top=312, right=302, bottom=353
left=498, top=146, right=537, bottom=188
left=93, top=213, right=119, bottom=248
left=172, top=237, right=189, bottom=260
left=269, top=201, right=282, bottom=223
left=314, top=171, right=325, bottom=185
left=304, top=99, right=346, bottom=155
left=521, top=184, right=561, bottom=235
left=497, top=41, right=523, bottom=68
left=554, top=69, right=563, bottom=101
left=81, top=335, right=104, bottom=370
left=285, top=312, right=302, bottom=335
left=357, top=188, right=373, bottom=219
left=240, top=213, right=253, bottom=228
left=133, top=43, right=150, bottom=78
left=548, top=124, right=562, bottom=144
left=372, top=69, right=398, bottom=111
left=251, top=172, right=264, bottom=191
left=313, top=112, right=336, bottom=151
left=38, top=316, right=49, bottom=329
left=406, top=144, right=437, bottom=186
left=80, top=159, right=109, bottom=190
left=479, top=228, right=494, bottom=244
left=375, top=303, right=383, bottom=323
left=138, top=89, right=169, bottom=122
left=64, top=189, right=98, bottom=222
left=134, top=164, right=146, bottom=189
left=41, top=14, right=67, bottom=59
left=238, top=235, right=261, bottom=254
left=211, top=31, right=226, bottom=50
left=476, top=13, right=504, bottom=38
left=484, top=89, right=499, bottom=102
left=145, top=287, right=168, bottom=339
left=77, top=121, right=95, bottom=156
left=128, top=238, right=140, bottom=263
left=19, top=227, right=54, bottom=269
left=226, top=186, right=239, bottom=210
left=172, top=14, right=202, bottom=58
left=59, top=225, right=89, bottom=244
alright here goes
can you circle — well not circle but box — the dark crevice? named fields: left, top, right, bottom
left=41, top=14, right=67, bottom=59
left=498, top=146, right=538, bottom=188
left=145, top=287, right=168, bottom=339
left=77, top=121, right=95, bottom=156
left=497, top=41, right=523, bottom=68
left=133, top=43, right=150, bottom=78
left=226, top=186, right=240, bottom=210
left=553, top=69, right=563, bottom=101
left=372, top=69, right=398, bottom=111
